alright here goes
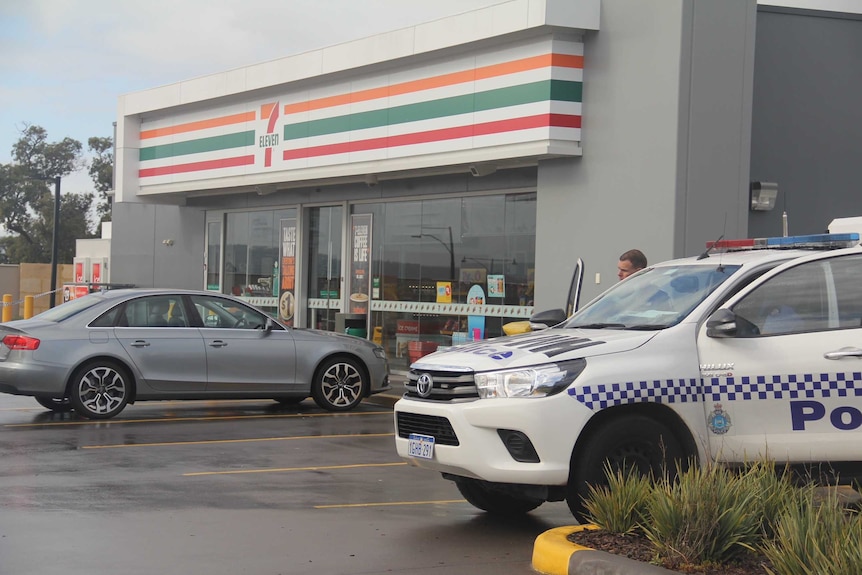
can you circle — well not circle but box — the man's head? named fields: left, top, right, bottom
left=618, top=249, right=647, bottom=280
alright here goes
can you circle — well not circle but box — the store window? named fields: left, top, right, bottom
left=352, top=192, right=536, bottom=368
left=222, top=208, right=296, bottom=317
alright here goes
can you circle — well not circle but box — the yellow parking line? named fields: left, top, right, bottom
left=315, top=499, right=467, bottom=509
left=4, top=410, right=392, bottom=428
left=185, top=461, right=408, bottom=477
left=81, top=431, right=395, bottom=449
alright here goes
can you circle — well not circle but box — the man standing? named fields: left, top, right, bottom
left=617, top=249, right=647, bottom=280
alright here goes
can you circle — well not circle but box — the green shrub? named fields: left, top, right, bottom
left=583, top=462, right=653, bottom=534
left=641, top=463, right=761, bottom=566
left=761, top=490, right=862, bottom=575
left=735, top=460, right=801, bottom=540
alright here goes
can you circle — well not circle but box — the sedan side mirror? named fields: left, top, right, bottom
left=265, top=317, right=277, bottom=333
left=529, top=308, right=567, bottom=331
left=706, top=308, right=737, bottom=338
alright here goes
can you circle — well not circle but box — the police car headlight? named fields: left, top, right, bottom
left=474, top=359, right=586, bottom=398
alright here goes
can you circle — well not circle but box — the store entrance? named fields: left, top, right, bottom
left=305, top=206, right=344, bottom=331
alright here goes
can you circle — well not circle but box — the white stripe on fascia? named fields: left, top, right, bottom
left=140, top=162, right=253, bottom=185
left=139, top=121, right=258, bottom=148
left=280, top=110, right=478, bottom=154
left=138, top=146, right=253, bottom=168
left=280, top=100, right=573, bottom=155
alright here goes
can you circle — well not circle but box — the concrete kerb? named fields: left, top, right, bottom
left=532, top=525, right=680, bottom=575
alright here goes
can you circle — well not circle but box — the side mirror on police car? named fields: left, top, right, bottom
left=706, top=309, right=738, bottom=338
left=529, top=308, right=567, bottom=331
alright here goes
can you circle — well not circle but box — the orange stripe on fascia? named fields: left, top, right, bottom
left=140, top=111, right=257, bottom=140
left=282, top=52, right=583, bottom=116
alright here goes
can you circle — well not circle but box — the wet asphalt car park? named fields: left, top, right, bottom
left=0, top=392, right=574, bottom=575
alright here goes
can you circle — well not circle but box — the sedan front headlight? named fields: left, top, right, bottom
left=474, top=358, right=586, bottom=398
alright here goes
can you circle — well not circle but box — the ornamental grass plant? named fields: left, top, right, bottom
left=761, top=489, right=862, bottom=575
left=641, top=463, right=763, bottom=567
left=580, top=460, right=861, bottom=573
left=583, top=462, right=653, bottom=534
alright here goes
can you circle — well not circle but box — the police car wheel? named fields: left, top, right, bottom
left=566, top=415, right=687, bottom=521
left=454, top=477, right=543, bottom=516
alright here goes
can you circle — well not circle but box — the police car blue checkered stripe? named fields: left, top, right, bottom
left=569, top=371, right=862, bottom=411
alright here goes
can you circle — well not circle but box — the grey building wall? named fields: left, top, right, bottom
left=112, top=203, right=206, bottom=289
left=534, top=0, right=756, bottom=310
left=749, top=7, right=862, bottom=237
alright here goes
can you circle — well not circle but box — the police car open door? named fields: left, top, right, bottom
left=696, top=250, right=862, bottom=465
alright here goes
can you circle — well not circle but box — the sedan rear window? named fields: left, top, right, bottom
left=35, top=293, right=106, bottom=322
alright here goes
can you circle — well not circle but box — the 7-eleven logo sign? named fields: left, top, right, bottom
left=259, top=102, right=280, bottom=168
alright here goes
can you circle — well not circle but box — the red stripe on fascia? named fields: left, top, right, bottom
left=265, top=147, right=273, bottom=168
left=282, top=114, right=581, bottom=160
left=139, top=155, right=255, bottom=178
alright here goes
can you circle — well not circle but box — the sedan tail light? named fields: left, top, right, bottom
left=3, top=335, right=40, bottom=350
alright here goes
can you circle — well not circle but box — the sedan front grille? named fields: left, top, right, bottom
left=396, top=412, right=459, bottom=446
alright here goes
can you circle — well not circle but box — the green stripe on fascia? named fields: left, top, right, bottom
left=139, top=131, right=255, bottom=161
left=283, top=80, right=582, bottom=141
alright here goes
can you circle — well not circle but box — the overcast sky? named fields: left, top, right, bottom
left=1, top=0, right=859, bottom=197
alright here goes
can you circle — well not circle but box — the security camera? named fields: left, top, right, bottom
left=365, top=174, right=378, bottom=187
left=469, top=164, right=496, bottom=177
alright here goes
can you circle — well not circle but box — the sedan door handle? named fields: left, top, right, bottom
left=129, top=340, right=151, bottom=348
left=209, top=340, right=228, bottom=348
left=824, top=347, right=862, bottom=360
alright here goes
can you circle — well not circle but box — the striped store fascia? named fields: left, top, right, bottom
left=138, top=38, right=584, bottom=186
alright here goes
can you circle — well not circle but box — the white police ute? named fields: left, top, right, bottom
left=394, top=232, right=862, bottom=519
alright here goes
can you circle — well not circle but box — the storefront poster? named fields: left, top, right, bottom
left=279, top=218, right=297, bottom=325
left=488, top=274, right=505, bottom=298
left=467, top=284, right=486, bottom=340
left=350, top=214, right=372, bottom=317
left=436, top=281, right=452, bottom=303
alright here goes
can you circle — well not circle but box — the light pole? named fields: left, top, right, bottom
left=49, top=176, right=61, bottom=308
left=411, top=226, right=455, bottom=280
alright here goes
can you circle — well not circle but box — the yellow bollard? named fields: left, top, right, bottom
left=24, top=295, right=34, bottom=319
left=2, top=294, right=11, bottom=323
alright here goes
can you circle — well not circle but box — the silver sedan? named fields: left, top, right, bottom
left=0, top=289, right=390, bottom=419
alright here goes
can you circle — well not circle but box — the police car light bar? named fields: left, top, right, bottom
left=707, top=233, right=860, bottom=251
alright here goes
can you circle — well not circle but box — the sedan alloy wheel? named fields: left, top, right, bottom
left=312, top=357, right=366, bottom=411
left=69, top=360, right=132, bottom=419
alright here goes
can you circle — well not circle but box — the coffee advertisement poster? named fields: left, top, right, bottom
left=349, top=214, right=372, bottom=317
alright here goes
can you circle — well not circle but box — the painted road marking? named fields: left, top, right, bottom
left=315, top=499, right=467, bottom=509
left=81, top=431, right=394, bottom=449
left=184, top=461, right=407, bottom=476
left=4, top=410, right=392, bottom=428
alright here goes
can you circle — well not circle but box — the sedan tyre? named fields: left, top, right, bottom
left=311, top=356, right=366, bottom=411
left=35, top=396, right=73, bottom=413
left=69, top=360, right=132, bottom=420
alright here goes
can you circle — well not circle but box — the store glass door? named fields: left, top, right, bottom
left=306, top=206, right=343, bottom=330
left=205, top=220, right=222, bottom=291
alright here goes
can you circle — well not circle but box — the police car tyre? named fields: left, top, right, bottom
left=35, top=396, right=73, bottom=413
left=566, top=415, right=686, bottom=520
left=454, top=477, right=543, bottom=516
left=311, top=356, right=367, bottom=412
left=69, top=360, right=132, bottom=420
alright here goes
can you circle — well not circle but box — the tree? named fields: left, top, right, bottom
left=87, top=136, right=113, bottom=221
left=0, top=125, right=97, bottom=264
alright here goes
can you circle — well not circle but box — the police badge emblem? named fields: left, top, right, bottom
left=708, top=403, right=732, bottom=435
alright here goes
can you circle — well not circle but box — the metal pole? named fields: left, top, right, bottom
left=49, top=176, right=60, bottom=308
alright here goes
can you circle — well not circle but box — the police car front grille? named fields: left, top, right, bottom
left=396, top=412, right=459, bottom=446
left=404, top=368, right=479, bottom=401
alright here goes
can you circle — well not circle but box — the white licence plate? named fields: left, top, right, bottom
left=408, top=433, right=435, bottom=460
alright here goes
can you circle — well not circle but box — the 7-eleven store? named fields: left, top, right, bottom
left=113, top=0, right=758, bottom=369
